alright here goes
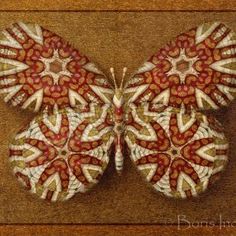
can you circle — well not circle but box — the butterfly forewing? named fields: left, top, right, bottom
left=0, top=22, right=113, bottom=112
left=124, top=22, right=236, bottom=110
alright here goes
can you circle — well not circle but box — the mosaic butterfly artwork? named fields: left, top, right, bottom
left=0, top=21, right=234, bottom=201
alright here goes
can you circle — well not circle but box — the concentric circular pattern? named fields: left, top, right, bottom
left=0, top=22, right=113, bottom=112
left=125, top=104, right=228, bottom=198
left=9, top=105, right=113, bottom=201
left=125, top=22, right=236, bottom=110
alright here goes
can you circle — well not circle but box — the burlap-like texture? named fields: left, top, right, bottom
left=0, top=12, right=236, bottom=224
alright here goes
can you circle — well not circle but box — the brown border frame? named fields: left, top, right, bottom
left=1, top=0, right=236, bottom=235
left=1, top=224, right=236, bottom=236
left=0, top=0, right=236, bottom=11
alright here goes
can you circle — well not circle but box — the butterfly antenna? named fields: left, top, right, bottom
left=120, top=67, right=127, bottom=89
left=110, top=67, right=117, bottom=89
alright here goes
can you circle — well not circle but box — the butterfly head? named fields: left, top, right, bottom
left=110, top=67, right=127, bottom=108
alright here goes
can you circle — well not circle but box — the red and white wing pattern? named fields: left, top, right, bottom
left=125, top=104, right=228, bottom=198
left=9, top=104, right=114, bottom=201
left=124, top=22, right=236, bottom=110
left=0, top=22, right=113, bottom=112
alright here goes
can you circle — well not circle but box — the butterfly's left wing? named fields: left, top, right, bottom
left=124, top=104, right=228, bottom=198
left=2, top=22, right=116, bottom=202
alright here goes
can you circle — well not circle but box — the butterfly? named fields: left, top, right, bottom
left=1, top=21, right=233, bottom=201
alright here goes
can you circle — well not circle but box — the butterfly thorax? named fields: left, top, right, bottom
left=113, top=88, right=125, bottom=174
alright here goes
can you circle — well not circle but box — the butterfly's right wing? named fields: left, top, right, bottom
left=124, top=104, right=228, bottom=198
left=9, top=103, right=114, bottom=201
left=123, top=22, right=231, bottom=199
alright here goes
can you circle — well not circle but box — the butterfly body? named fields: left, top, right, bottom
left=112, top=72, right=126, bottom=173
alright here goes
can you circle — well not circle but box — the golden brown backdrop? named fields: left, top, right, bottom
left=0, top=11, right=236, bottom=224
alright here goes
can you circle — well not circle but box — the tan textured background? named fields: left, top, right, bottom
left=0, top=12, right=236, bottom=224
left=0, top=0, right=234, bottom=10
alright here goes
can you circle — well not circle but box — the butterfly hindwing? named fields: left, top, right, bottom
left=125, top=104, right=228, bottom=198
left=9, top=104, right=114, bottom=201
